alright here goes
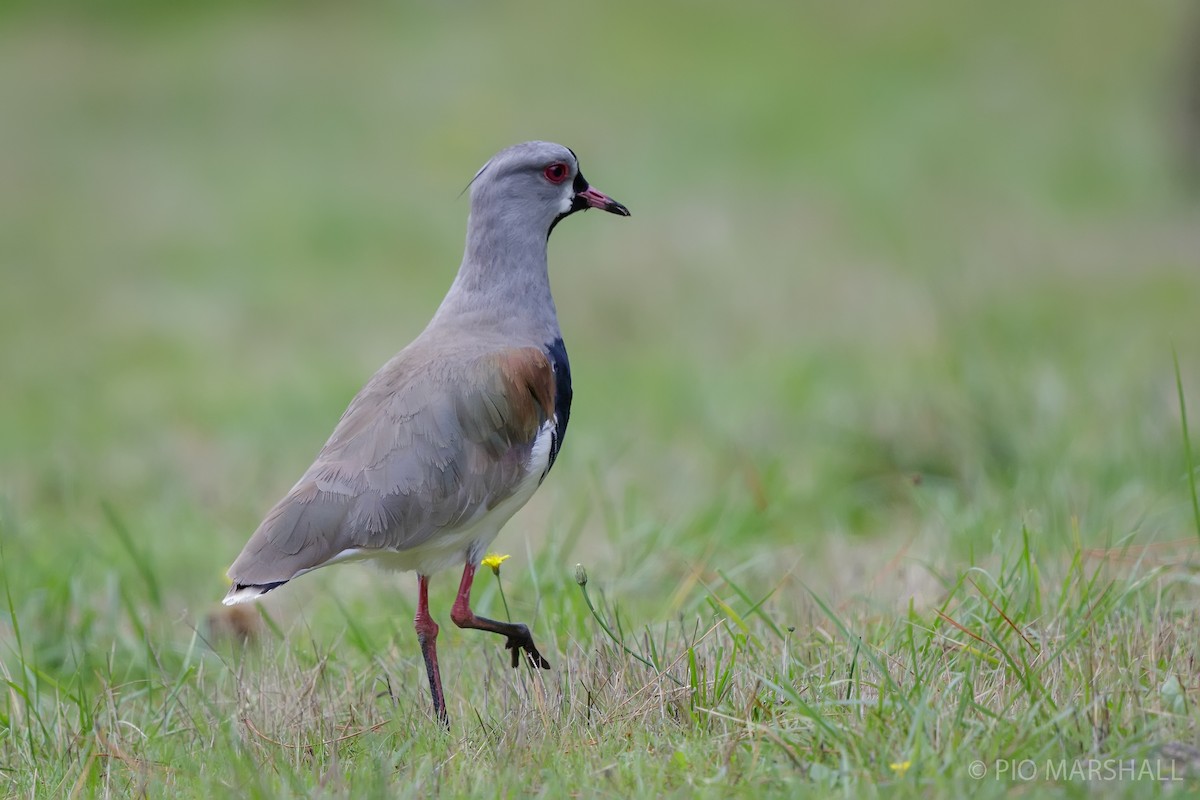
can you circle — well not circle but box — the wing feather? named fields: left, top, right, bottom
left=226, top=343, right=557, bottom=588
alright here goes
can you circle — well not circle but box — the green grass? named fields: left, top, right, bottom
left=3, top=1, right=1200, bottom=796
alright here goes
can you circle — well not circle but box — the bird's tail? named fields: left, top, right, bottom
left=222, top=580, right=288, bottom=606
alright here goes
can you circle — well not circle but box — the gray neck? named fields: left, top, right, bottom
left=430, top=205, right=561, bottom=342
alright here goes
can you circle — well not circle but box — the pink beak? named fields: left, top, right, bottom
left=576, top=186, right=630, bottom=216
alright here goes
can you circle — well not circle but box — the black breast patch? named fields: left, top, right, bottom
left=544, top=336, right=572, bottom=474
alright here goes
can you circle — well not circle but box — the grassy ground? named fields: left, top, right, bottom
left=3, top=1, right=1200, bottom=796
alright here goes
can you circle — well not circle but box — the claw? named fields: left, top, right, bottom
left=504, top=626, right=551, bottom=669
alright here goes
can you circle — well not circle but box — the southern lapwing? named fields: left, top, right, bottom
left=222, top=141, right=629, bottom=724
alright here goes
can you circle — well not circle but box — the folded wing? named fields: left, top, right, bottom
left=224, top=345, right=556, bottom=600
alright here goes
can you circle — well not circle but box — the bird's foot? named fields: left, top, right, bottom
left=504, top=624, right=551, bottom=670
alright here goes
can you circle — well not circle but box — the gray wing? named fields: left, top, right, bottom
left=226, top=344, right=556, bottom=590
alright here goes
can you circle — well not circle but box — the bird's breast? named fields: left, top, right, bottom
left=545, top=336, right=572, bottom=472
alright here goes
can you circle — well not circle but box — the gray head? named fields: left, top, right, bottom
left=468, top=141, right=630, bottom=238
left=437, top=141, right=629, bottom=334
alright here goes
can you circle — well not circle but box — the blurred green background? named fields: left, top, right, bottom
left=2, top=0, right=1199, bottom=634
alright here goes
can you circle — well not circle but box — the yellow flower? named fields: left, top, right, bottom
left=481, top=553, right=510, bottom=575
left=889, top=760, right=912, bottom=777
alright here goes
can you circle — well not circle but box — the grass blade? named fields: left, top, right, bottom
left=1174, top=348, right=1200, bottom=542
left=101, top=502, right=162, bottom=610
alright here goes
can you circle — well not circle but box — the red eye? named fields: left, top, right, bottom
left=543, top=162, right=569, bottom=184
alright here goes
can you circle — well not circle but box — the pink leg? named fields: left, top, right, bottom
left=450, top=561, right=550, bottom=670
left=414, top=574, right=448, bottom=725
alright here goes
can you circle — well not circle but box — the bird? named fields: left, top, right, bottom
left=221, top=141, right=629, bottom=725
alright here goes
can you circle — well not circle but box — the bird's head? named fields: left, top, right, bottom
left=468, top=141, right=630, bottom=237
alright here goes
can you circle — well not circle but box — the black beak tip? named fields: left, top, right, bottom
left=607, top=201, right=631, bottom=217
